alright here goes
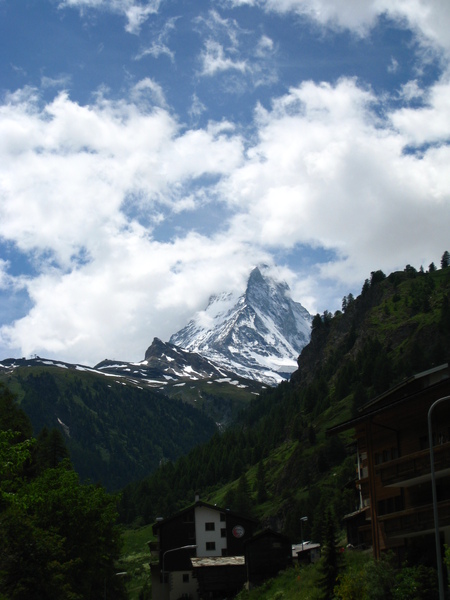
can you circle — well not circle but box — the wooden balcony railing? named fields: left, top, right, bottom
left=379, top=499, right=450, bottom=538
left=375, top=442, right=450, bottom=487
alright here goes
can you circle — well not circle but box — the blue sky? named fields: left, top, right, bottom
left=0, top=0, right=449, bottom=365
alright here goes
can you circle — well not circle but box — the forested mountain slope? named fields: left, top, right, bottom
left=0, top=364, right=217, bottom=491
left=119, top=262, right=450, bottom=541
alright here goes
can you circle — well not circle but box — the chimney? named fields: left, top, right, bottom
left=195, top=491, right=200, bottom=503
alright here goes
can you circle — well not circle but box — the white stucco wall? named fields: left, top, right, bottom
left=195, top=505, right=227, bottom=557
left=169, top=571, right=198, bottom=600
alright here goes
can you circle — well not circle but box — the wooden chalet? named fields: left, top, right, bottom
left=328, top=363, right=450, bottom=566
left=150, top=495, right=257, bottom=600
left=244, top=529, right=292, bottom=588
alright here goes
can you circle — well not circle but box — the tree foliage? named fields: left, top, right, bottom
left=0, top=384, right=126, bottom=600
left=335, top=552, right=438, bottom=600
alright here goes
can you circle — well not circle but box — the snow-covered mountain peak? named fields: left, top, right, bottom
left=169, top=266, right=312, bottom=385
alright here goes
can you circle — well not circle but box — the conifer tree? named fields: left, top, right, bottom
left=234, top=472, right=253, bottom=516
left=255, top=459, right=267, bottom=503
left=317, top=510, right=341, bottom=599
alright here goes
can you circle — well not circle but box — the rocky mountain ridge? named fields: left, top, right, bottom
left=170, top=266, right=312, bottom=384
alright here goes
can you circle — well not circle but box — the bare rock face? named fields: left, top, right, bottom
left=170, top=266, right=312, bottom=385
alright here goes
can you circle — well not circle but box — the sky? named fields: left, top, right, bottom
left=0, top=0, right=449, bottom=366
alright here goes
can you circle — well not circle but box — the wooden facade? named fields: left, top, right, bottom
left=244, top=529, right=292, bottom=587
left=328, top=364, right=450, bottom=563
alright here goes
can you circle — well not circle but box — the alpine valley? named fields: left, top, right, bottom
left=2, top=259, right=450, bottom=600
left=0, top=266, right=311, bottom=490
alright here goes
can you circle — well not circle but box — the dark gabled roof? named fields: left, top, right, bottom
left=244, top=528, right=291, bottom=547
left=327, top=363, right=450, bottom=436
left=152, top=500, right=258, bottom=534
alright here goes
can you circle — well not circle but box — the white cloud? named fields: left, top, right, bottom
left=0, top=84, right=253, bottom=363
left=222, top=0, right=450, bottom=53
left=195, top=10, right=277, bottom=85
left=398, top=79, right=424, bottom=101
left=218, top=76, right=450, bottom=289
left=195, top=10, right=249, bottom=77
left=41, top=74, right=73, bottom=89
left=255, top=35, right=274, bottom=57
left=56, top=0, right=161, bottom=34
left=390, top=76, right=450, bottom=145
left=1, top=68, right=450, bottom=363
left=188, top=94, right=207, bottom=122
left=130, top=77, right=168, bottom=107
left=200, top=40, right=248, bottom=76
left=0, top=260, right=12, bottom=290
left=135, top=16, right=178, bottom=61
left=136, top=42, right=174, bottom=61
left=0, top=229, right=262, bottom=364
left=387, top=57, right=399, bottom=74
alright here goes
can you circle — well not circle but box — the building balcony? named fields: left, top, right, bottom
left=375, top=442, right=450, bottom=487
left=379, top=499, right=450, bottom=539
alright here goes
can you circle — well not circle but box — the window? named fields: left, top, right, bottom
left=221, top=528, right=226, bottom=538
left=183, top=574, right=189, bottom=583
left=375, top=447, right=399, bottom=465
left=205, top=522, right=215, bottom=531
left=220, top=513, right=226, bottom=522
left=377, top=495, right=403, bottom=516
left=206, top=542, right=216, bottom=551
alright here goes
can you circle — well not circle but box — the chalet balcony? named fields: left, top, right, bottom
left=375, top=442, right=450, bottom=487
left=379, top=499, right=450, bottom=539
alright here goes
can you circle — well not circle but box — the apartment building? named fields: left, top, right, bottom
left=328, top=363, right=450, bottom=564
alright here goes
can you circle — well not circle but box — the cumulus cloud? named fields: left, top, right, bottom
left=1, top=0, right=450, bottom=364
left=221, top=0, right=450, bottom=53
left=2, top=70, right=449, bottom=364
left=218, top=76, right=450, bottom=288
left=0, top=83, right=256, bottom=362
left=390, top=77, right=450, bottom=145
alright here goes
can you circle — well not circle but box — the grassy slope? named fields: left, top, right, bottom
left=118, top=524, right=155, bottom=600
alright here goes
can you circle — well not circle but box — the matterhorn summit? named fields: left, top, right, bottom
left=170, top=266, right=312, bottom=385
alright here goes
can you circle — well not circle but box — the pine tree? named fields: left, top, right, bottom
left=234, top=473, right=253, bottom=516
left=35, top=427, right=70, bottom=471
left=317, top=510, right=341, bottom=599
left=255, top=460, right=267, bottom=503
